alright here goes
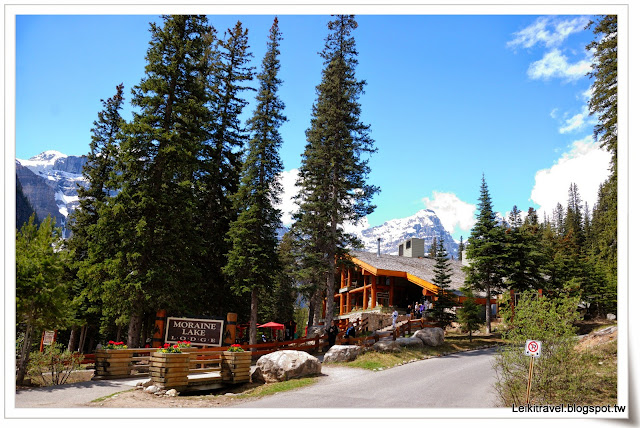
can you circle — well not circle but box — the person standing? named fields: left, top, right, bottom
left=392, top=309, right=399, bottom=328
left=326, top=320, right=339, bottom=349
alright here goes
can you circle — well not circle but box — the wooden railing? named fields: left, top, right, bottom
left=90, top=320, right=441, bottom=379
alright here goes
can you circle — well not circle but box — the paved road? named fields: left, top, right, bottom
left=14, top=377, right=143, bottom=408
left=13, top=348, right=498, bottom=408
left=234, top=348, right=499, bottom=408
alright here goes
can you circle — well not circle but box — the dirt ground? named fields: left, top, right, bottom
left=575, top=324, right=617, bottom=352
left=86, top=382, right=276, bottom=408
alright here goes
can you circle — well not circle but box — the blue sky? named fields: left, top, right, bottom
left=14, top=12, right=613, bottom=240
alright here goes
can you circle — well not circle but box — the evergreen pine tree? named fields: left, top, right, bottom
left=68, top=84, right=125, bottom=341
left=109, top=15, right=216, bottom=346
left=224, top=18, right=285, bottom=345
left=430, top=238, right=457, bottom=328
left=458, top=236, right=465, bottom=261
left=16, top=215, right=71, bottom=384
left=292, top=15, right=378, bottom=327
left=504, top=205, right=546, bottom=292
left=457, top=286, right=482, bottom=342
left=198, top=20, right=255, bottom=318
left=261, top=230, right=298, bottom=324
left=586, top=15, right=617, bottom=315
left=463, top=175, right=506, bottom=334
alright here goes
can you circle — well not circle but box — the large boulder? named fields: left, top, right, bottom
left=252, top=350, right=321, bottom=383
left=395, top=337, right=424, bottom=347
left=323, top=345, right=363, bottom=363
left=373, top=340, right=400, bottom=353
left=413, top=327, right=445, bottom=346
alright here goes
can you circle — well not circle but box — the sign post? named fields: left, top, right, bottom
left=524, top=339, right=542, bottom=404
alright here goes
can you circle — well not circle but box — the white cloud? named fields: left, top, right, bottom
left=422, top=191, right=476, bottom=234
left=527, top=49, right=591, bottom=81
left=550, top=108, right=559, bottom=119
left=277, top=168, right=300, bottom=226
left=530, top=136, right=611, bottom=219
left=507, top=16, right=590, bottom=50
left=556, top=88, right=597, bottom=134
left=559, top=106, right=587, bottom=133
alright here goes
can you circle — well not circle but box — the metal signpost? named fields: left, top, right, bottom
left=524, top=339, right=542, bottom=404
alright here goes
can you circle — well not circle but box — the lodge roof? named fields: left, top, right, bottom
left=349, top=251, right=469, bottom=296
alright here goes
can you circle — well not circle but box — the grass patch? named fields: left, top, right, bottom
left=574, top=339, right=617, bottom=405
left=234, top=377, right=318, bottom=399
left=91, top=389, right=135, bottom=403
left=333, top=334, right=505, bottom=371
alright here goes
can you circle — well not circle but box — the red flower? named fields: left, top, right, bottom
left=173, top=344, right=179, bottom=348
left=108, top=340, right=115, bottom=345
left=163, top=343, right=170, bottom=348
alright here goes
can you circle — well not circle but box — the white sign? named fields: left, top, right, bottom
left=524, top=339, right=542, bottom=358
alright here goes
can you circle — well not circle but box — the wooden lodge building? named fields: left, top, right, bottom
left=325, top=238, right=497, bottom=321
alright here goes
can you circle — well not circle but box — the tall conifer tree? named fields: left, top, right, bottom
left=587, top=15, right=617, bottom=312
left=68, top=84, right=125, bottom=339
left=430, top=238, right=456, bottom=328
left=464, top=175, right=506, bottom=334
left=110, top=15, right=216, bottom=346
left=224, top=18, right=285, bottom=345
left=293, top=15, right=378, bottom=327
left=198, top=21, right=254, bottom=317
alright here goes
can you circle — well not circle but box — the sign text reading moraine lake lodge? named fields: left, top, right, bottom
left=164, top=317, right=224, bottom=346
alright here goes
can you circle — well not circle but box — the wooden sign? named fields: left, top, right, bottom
left=42, top=330, right=56, bottom=346
left=165, top=317, right=224, bottom=346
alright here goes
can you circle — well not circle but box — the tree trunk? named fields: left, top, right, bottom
left=127, top=311, right=143, bottom=348
left=307, top=294, right=315, bottom=335
left=67, top=327, right=79, bottom=352
left=324, top=249, right=337, bottom=328
left=485, top=283, right=492, bottom=334
left=312, top=288, right=323, bottom=326
left=140, top=312, right=152, bottom=346
left=78, top=325, right=88, bottom=353
left=16, top=323, right=34, bottom=385
left=249, top=287, right=258, bottom=346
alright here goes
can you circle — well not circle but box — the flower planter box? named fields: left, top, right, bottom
left=94, top=349, right=133, bottom=379
left=221, top=351, right=251, bottom=383
left=149, top=352, right=190, bottom=390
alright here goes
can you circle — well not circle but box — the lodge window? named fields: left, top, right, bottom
left=406, top=240, right=411, bottom=249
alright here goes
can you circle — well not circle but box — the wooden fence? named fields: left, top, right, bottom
left=90, top=319, right=439, bottom=378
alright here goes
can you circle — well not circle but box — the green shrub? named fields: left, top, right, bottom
left=27, top=343, right=84, bottom=386
left=494, top=292, right=586, bottom=405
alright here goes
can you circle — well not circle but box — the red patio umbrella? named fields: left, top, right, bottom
left=257, top=322, right=285, bottom=330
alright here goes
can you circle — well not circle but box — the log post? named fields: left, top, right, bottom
left=223, top=312, right=237, bottom=346
left=151, top=309, right=167, bottom=348
left=371, top=276, right=377, bottom=308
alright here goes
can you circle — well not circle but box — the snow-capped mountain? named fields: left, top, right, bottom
left=16, top=151, right=88, bottom=236
left=356, top=209, right=459, bottom=259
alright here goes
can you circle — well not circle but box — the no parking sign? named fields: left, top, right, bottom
left=524, top=339, right=542, bottom=358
